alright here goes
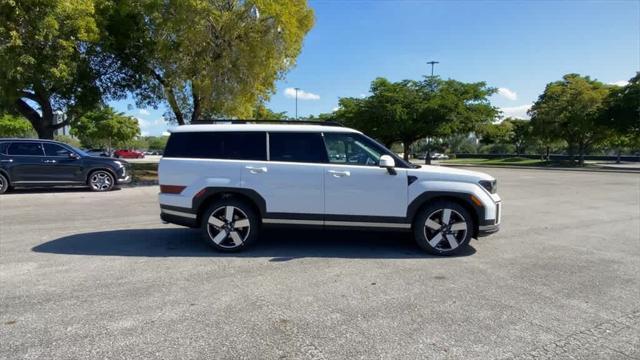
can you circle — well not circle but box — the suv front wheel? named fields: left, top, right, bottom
left=413, top=201, right=474, bottom=256
left=0, top=173, right=9, bottom=194
left=201, top=198, right=259, bottom=252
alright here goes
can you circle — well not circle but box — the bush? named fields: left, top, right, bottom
left=54, top=135, right=82, bottom=148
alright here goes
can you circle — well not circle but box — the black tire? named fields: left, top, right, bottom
left=201, top=198, right=260, bottom=252
left=0, top=173, right=9, bottom=194
left=413, top=200, right=474, bottom=256
left=87, top=170, right=115, bottom=192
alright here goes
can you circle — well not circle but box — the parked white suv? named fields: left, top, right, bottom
left=158, top=121, right=501, bottom=255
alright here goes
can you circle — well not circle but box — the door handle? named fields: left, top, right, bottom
left=328, top=170, right=350, bottom=177
left=43, top=160, right=57, bottom=164
left=245, top=166, right=267, bottom=174
left=0, top=159, right=13, bottom=163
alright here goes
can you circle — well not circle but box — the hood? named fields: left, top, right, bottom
left=408, top=164, right=495, bottom=183
left=84, top=156, right=129, bottom=165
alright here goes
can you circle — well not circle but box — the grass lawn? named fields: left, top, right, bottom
left=130, top=162, right=158, bottom=183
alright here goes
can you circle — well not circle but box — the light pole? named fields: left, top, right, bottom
left=427, top=60, right=439, bottom=77
left=294, top=87, right=300, bottom=120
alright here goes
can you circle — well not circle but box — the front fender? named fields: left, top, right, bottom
left=408, top=180, right=499, bottom=222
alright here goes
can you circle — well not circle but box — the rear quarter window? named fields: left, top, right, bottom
left=0, top=142, right=9, bottom=155
left=164, top=131, right=267, bottom=160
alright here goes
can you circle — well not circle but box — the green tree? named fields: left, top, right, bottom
left=71, top=107, right=140, bottom=149
left=54, top=134, right=82, bottom=148
left=334, top=77, right=497, bottom=160
left=0, top=0, right=129, bottom=139
left=529, top=74, right=612, bottom=165
left=507, top=118, right=534, bottom=155
left=0, top=114, right=35, bottom=137
left=146, top=136, right=169, bottom=150
left=100, top=0, right=314, bottom=125
left=252, top=103, right=288, bottom=120
left=599, top=72, right=640, bottom=162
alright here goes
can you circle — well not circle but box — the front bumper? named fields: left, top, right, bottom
left=478, top=223, right=500, bottom=237
left=116, top=166, right=132, bottom=184
left=478, top=201, right=501, bottom=237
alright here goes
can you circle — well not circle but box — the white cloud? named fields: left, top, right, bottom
left=500, top=103, right=532, bottom=119
left=608, top=80, right=629, bottom=87
left=497, top=87, right=518, bottom=101
left=136, top=116, right=166, bottom=136
left=332, top=106, right=340, bottom=112
left=138, top=109, right=150, bottom=116
left=284, top=87, right=320, bottom=100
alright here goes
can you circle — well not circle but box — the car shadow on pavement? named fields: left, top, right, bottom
left=5, top=187, right=121, bottom=195
left=32, top=228, right=476, bottom=259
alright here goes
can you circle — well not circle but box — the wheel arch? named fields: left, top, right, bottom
left=407, top=191, right=483, bottom=238
left=193, top=187, right=266, bottom=227
left=0, top=168, right=10, bottom=184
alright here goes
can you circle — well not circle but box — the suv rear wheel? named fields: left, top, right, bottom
left=201, top=198, right=259, bottom=252
left=413, top=201, right=474, bottom=256
left=0, top=173, right=9, bottom=194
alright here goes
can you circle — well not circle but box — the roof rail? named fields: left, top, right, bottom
left=189, top=119, right=343, bottom=127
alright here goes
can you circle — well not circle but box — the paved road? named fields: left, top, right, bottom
left=1, top=168, right=638, bottom=359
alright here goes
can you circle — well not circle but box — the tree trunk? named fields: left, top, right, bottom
left=545, top=145, right=550, bottom=161
left=15, top=98, right=56, bottom=139
left=403, top=141, right=410, bottom=162
left=616, top=149, right=621, bottom=164
left=577, top=142, right=585, bottom=166
left=191, top=89, right=201, bottom=123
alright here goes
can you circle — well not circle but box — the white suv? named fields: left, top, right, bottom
left=158, top=122, right=501, bottom=255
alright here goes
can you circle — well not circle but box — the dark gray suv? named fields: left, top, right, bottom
left=0, top=139, right=131, bottom=194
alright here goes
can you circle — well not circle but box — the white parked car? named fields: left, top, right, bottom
left=431, top=152, right=449, bottom=160
left=158, top=122, right=501, bottom=255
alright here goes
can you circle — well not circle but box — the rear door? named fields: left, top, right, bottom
left=242, top=132, right=326, bottom=223
left=42, top=143, right=84, bottom=182
left=5, top=141, right=47, bottom=182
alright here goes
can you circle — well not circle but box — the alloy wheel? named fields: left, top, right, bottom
left=423, top=208, right=468, bottom=251
left=206, top=206, right=251, bottom=249
left=90, top=171, right=113, bottom=191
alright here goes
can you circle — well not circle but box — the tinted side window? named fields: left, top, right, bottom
left=164, top=132, right=266, bottom=160
left=269, top=132, right=328, bottom=163
left=0, top=142, right=8, bottom=155
left=43, top=143, right=72, bottom=157
left=8, top=142, right=44, bottom=156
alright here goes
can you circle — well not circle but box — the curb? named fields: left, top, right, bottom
left=436, top=163, right=640, bottom=174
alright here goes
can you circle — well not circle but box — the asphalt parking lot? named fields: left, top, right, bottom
left=0, top=168, right=638, bottom=359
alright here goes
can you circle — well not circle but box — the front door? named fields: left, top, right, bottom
left=322, top=133, right=408, bottom=222
left=42, top=143, right=84, bottom=182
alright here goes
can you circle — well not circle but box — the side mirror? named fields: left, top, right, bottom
left=379, top=155, right=396, bottom=175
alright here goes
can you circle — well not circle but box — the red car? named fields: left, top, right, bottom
left=114, top=149, right=145, bottom=159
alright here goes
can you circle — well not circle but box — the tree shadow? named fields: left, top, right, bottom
left=32, top=228, right=476, bottom=260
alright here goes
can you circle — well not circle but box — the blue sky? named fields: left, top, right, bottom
left=112, top=0, right=640, bottom=136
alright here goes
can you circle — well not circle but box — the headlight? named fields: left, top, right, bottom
left=479, top=180, right=497, bottom=194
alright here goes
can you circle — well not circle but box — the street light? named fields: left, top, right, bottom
left=427, top=60, right=439, bottom=77
left=294, top=87, right=300, bottom=120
